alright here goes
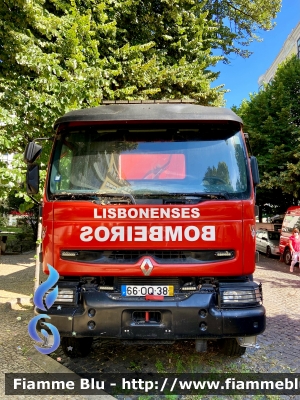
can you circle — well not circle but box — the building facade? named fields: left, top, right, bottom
left=258, top=21, right=300, bottom=87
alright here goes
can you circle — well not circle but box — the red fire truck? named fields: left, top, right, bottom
left=24, top=100, right=265, bottom=357
left=279, top=206, right=300, bottom=265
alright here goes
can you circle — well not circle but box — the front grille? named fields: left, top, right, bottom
left=61, top=249, right=235, bottom=264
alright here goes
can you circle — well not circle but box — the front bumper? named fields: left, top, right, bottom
left=36, top=291, right=266, bottom=340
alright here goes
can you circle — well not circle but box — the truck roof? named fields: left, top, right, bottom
left=54, top=101, right=243, bottom=128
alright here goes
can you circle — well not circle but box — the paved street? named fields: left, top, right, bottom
left=0, top=251, right=300, bottom=399
left=50, top=254, right=300, bottom=377
left=254, top=255, right=300, bottom=372
left=0, top=252, right=91, bottom=400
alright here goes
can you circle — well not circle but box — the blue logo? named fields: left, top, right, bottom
left=28, top=264, right=61, bottom=354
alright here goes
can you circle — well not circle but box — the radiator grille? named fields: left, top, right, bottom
left=61, top=249, right=235, bottom=264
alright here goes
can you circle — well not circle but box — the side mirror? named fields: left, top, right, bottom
left=24, top=142, right=42, bottom=164
left=26, top=164, right=39, bottom=194
left=250, top=156, right=260, bottom=186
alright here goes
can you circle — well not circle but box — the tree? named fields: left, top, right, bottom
left=234, top=56, right=300, bottom=216
left=113, top=0, right=281, bottom=62
left=203, top=0, right=281, bottom=61
left=0, top=0, right=281, bottom=211
left=0, top=0, right=223, bottom=209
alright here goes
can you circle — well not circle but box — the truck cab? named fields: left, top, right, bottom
left=25, top=101, right=265, bottom=357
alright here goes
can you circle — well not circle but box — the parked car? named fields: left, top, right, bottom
left=269, top=214, right=284, bottom=224
left=256, top=229, right=280, bottom=257
left=279, top=206, right=300, bottom=265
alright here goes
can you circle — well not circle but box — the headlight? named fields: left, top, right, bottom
left=220, top=285, right=262, bottom=308
left=222, top=290, right=256, bottom=303
left=44, top=287, right=77, bottom=305
left=56, top=288, right=75, bottom=303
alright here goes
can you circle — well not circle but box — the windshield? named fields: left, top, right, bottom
left=49, top=124, right=250, bottom=200
left=268, top=232, right=280, bottom=241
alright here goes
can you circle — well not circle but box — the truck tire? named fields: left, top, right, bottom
left=61, top=337, right=93, bottom=358
left=219, top=338, right=246, bottom=356
left=283, top=249, right=291, bottom=265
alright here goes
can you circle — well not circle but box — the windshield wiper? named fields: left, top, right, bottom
left=51, top=192, right=136, bottom=204
left=184, top=192, right=230, bottom=200
left=135, top=192, right=230, bottom=200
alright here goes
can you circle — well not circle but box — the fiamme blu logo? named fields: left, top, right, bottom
left=28, top=264, right=60, bottom=354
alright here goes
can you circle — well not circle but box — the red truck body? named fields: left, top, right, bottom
left=25, top=101, right=265, bottom=357
left=43, top=200, right=255, bottom=277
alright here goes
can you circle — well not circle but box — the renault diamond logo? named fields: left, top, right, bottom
left=140, top=258, right=153, bottom=276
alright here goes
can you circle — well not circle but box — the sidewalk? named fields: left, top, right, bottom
left=1, top=252, right=300, bottom=398
left=0, top=252, right=114, bottom=400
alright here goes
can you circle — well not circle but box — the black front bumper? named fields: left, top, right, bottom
left=36, top=291, right=266, bottom=340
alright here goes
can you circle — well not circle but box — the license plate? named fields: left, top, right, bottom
left=121, top=285, right=174, bottom=297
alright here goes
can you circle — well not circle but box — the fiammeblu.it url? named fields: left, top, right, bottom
left=122, top=377, right=300, bottom=393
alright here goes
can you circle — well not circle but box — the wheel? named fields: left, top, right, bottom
left=266, top=246, right=272, bottom=258
left=61, top=337, right=93, bottom=358
left=219, top=338, right=246, bottom=356
left=283, top=248, right=291, bottom=265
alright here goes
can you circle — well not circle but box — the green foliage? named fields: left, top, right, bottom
left=204, top=0, right=281, bottom=61
left=0, top=215, right=8, bottom=228
left=0, top=0, right=227, bottom=208
left=235, top=56, right=300, bottom=212
left=0, top=0, right=281, bottom=210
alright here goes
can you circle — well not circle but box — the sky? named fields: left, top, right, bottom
left=213, top=0, right=300, bottom=109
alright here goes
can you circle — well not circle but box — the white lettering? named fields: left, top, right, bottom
left=139, top=208, right=150, bottom=218
left=36, top=382, right=50, bottom=389
left=182, top=208, right=190, bottom=218
left=52, top=381, right=75, bottom=389
left=93, top=207, right=201, bottom=219
left=165, top=226, right=183, bottom=241
left=127, top=226, right=133, bottom=241
left=160, top=208, right=170, bottom=218
left=13, top=378, right=75, bottom=390
left=27, top=381, right=35, bottom=389
left=191, top=207, right=200, bottom=218
left=79, top=225, right=216, bottom=242
left=171, top=208, right=180, bottom=218
left=80, top=378, right=104, bottom=390
left=81, top=379, right=90, bottom=389
left=184, top=226, right=200, bottom=241
left=14, top=379, right=22, bottom=389
left=80, top=226, right=93, bottom=242
left=118, top=208, right=127, bottom=218
left=201, top=226, right=216, bottom=241
left=110, top=226, right=125, bottom=241
left=128, top=208, right=138, bottom=218
left=149, top=226, right=163, bottom=241
left=150, top=208, right=159, bottom=218
left=108, top=208, right=116, bottom=218
left=94, top=209, right=102, bottom=219
left=95, top=227, right=110, bottom=242
left=134, top=226, right=147, bottom=241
